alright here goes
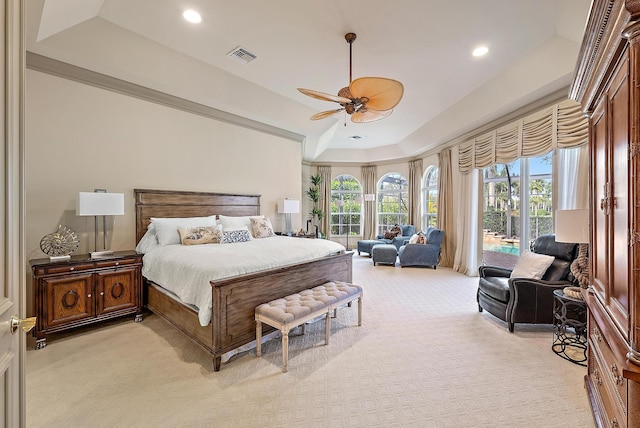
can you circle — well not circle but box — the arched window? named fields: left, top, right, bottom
left=330, top=175, right=362, bottom=237
left=422, top=166, right=439, bottom=229
left=376, top=173, right=408, bottom=235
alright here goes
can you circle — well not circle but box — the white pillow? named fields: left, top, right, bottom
left=151, top=216, right=217, bottom=246
left=510, top=251, right=555, bottom=279
left=135, top=223, right=159, bottom=254
left=219, top=215, right=264, bottom=236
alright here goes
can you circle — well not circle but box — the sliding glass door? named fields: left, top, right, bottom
left=482, top=154, right=552, bottom=268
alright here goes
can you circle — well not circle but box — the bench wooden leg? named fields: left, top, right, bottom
left=325, top=310, right=331, bottom=345
left=358, top=295, right=363, bottom=326
left=282, top=328, right=289, bottom=373
left=256, top=320, right=262, bottom=357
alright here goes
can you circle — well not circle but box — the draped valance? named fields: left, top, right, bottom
left=458, top=99, right=588, bottom=172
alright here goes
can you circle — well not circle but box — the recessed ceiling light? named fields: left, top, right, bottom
left=472, top=46, right=489, bottom=57
left=183, top=9, right=202, bottom=24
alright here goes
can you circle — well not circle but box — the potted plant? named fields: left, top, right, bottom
left=306, top=174, right=324, bottom=237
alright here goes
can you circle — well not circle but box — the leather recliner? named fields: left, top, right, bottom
left=477, top=234, right=578, bottom=332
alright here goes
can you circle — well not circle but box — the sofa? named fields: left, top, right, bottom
left=398, top=227, right=444, bottom=268
left=477, top=234, right=578, bottom=332
left=376, top=224, right=416, bottom=250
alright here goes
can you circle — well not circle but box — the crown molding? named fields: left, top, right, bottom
left=26, top=52, right=305, bottom=143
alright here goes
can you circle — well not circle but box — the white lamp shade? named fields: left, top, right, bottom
left=555, top=209, right=589, bottom=243
left=364, top=193, right=375, bottom=201
left=77, top=192, right=125, bottom=216
left=277, top=199, right=300, bottom=214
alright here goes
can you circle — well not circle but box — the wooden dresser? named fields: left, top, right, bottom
left=30, top=250, right=143, bottom=349
left=570, top=1, right=640, bottom=426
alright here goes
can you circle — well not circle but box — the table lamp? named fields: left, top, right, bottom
left=555, top=209, right=589, bottom=288
left=77, top=190, right=125, bottom=258
left=278, top=199, right=299, bottom=237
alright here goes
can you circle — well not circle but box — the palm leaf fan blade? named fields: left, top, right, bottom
left=311, top=109, right=344, bottom=120
left=297, top=88, right=352, bottom=104
left=351, top=108, right=393, bottom=123
left=349, top=77, right=404, bottom=111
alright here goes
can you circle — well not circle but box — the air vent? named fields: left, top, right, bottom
left=227, top=47, right=257, bottom=64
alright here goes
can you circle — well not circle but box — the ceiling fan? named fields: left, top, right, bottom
left=297, top=33, right=404, bottom=123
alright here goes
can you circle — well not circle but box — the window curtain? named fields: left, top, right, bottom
left=317, top=166, right=332, bottom=238
left=458, top=99, right=588, bottom=172
left=557, top=145, right=589, bottom=210
left=437, top=148, right=455, bottom=267
left=408, top=159, right=423, bottom=228
left=453, top=169, right=483, bottom=276
left=362, top=165, right=377, bottom=240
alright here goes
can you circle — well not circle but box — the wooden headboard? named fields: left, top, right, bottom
left=134, top=189, right=261, bottom=243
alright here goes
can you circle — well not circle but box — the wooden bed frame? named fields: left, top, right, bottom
left=134, top=188, right=353, bottom=371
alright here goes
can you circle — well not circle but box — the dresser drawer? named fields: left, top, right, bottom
left=33, top=262, right=95, bottom=276
left=590, top=322, right=628, bottom=411
left=94, top=257, right=139, bottom=269
left=590, top=344, right=627, bottom=428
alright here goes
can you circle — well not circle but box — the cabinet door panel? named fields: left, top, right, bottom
left=591, top=97, right=608, bottom=299
left=44, top=274, right=93, bottom=327
left=609, top=57, right=630, bottom=335
left=96, top=267, right=137, bottom=315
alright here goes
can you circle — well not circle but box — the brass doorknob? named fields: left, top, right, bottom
left=10, top=316, right=36, bottom=334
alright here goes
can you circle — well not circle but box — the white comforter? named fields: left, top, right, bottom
left=142, top=236, right=345, bottom=326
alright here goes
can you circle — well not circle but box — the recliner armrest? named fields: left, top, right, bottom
left=478, top=265, right=512, bottom=278
left=508, top=277, right=573, bottom=290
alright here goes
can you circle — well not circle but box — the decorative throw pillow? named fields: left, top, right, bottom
left=222, top=228, right=252, bottom=244
left=510, top=251, right=555, bottom=279
left=409, top=232, right=427, bottom=244
left=178, top=226, right=222, bottom=245
left=250, top=217, right=275, bottom=238
left=151, top=216, right=217, bottom=246
left=384, top=225, right=402, bottom=240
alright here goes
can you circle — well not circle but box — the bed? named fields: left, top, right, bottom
left=134, top=188, right=353, bottom=371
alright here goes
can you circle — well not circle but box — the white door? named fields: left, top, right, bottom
left=0, top=1, right=27, bottom=427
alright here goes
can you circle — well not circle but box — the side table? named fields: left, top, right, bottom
left=552, top=288, right=587, bottom=366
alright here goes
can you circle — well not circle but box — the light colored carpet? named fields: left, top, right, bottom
left=26, top=255, right=594, bottom=427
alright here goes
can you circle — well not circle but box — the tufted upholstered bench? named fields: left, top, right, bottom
left=255, top=281, right=363, bottom=372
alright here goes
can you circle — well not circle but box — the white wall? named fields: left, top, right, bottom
left=25, top=70, right=303, bottom=260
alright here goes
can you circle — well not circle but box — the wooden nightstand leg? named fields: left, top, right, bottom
left=35, top=338, right=46, bottom=350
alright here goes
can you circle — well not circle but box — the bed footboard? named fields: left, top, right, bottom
left=211, top=251, right=353, bottom=370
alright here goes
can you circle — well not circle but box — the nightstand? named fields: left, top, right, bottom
left=30, top=250, right=143, bottom=349
left=276, top=232, right=317, bottom=239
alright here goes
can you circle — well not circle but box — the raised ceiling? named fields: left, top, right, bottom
left=25, top=0, right=591, bottom=163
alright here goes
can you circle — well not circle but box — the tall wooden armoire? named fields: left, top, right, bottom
left=570, top=1, right=640, bottom=426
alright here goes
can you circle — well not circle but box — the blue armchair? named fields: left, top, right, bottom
left=376, top=225, right=416, bottom=250
left=398, top=227, right=445, bottom=268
